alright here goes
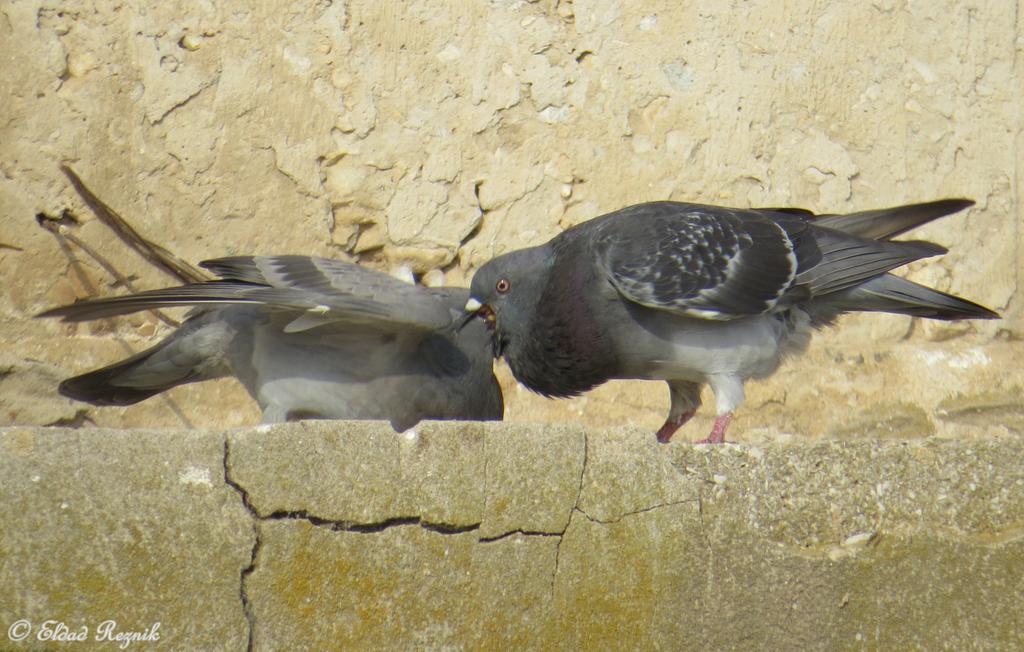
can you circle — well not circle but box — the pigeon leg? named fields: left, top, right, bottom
left=697, top=375, right=742, bottom=444
left=656, top=380, right=703, bottom=443
left=656, top=408, right=697, bottom=443
left=695, top=413, right=733, bottom=445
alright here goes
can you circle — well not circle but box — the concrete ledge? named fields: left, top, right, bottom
left=3, top=422, right=1022, bottom=649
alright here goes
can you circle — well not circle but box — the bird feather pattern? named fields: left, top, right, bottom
left=40, top=255, right=504, bottom=430
left=465, top=198, right=997, bottom=444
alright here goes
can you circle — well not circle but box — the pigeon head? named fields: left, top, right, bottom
left=463, top=245, right=553, bottom=357
left=464, top=239, right=619, bottom=398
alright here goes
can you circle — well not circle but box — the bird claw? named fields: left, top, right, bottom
left=655, top=408, right=697, bottom=444
left=694, top=413, right=733, bottom=445
left=655, top=425, right=677, bottom=444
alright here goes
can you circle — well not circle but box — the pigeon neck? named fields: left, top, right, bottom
left=505, top=258, right=618, bottom=398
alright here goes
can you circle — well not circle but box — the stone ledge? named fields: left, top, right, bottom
left=2, top=422, right=1022, bottom=650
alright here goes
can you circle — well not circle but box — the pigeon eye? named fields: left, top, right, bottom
left=495, top=278, right=511, bottom=294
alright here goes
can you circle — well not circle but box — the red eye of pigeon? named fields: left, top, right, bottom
left=496, top=279, right=511, bottom=294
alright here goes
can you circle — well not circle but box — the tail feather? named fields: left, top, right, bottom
left=36, top=282, right=264, bottom=322
left=59, top=348, right=190, bottom=405
left=796, top=235, right=947, bottom=297
left=822, top=273, right=999, bottom=321
left=813, top=199, right=974, bottom=240
left=793, top=198, right=997, bottom=321
left=57, top=316, right=233, bottom=406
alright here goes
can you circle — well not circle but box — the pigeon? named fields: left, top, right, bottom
left=463, top=199, right=998, bottom=444
left=39, top=255, right=504, bottom=430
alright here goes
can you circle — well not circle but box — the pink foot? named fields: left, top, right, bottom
left=656, top=409, right=697, bottom=444
left=694, top=413, right=733, bottom=445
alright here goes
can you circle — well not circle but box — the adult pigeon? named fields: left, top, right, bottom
left=40, top=256, right=504, bottom=430
left=463, top=199, right=997, bottom=444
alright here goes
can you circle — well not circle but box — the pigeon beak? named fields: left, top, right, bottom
left=458, top=297, right=485, bottom=332
left=458, top=297, right=499, bottom=333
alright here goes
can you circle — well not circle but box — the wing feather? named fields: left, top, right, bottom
left=586, top=201, right=948, bottom=321
left=591, top=202, right=798, bottom=320
left=40, top=256, right=457, bottom=332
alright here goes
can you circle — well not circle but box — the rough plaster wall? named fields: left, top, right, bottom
left=1, top=0, right=1021, bottom=437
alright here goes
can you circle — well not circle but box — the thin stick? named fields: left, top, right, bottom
left=60, top=165, right=209, bottom=284
left=38, top=219, right=181, bottom=328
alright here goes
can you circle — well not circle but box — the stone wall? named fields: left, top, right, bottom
left=2, top=1, right=1022, bottom=434
left=3, top=7, right=1022, bottom=649
left=3, top=422, right=1023, bottom=649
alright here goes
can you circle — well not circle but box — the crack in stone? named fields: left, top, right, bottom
left=152, top=77, right=215, bottom=125
left=475, top=425, right=579, bottom=546
left=223, top=439, right=480, bottom=535
left=575, top=498, right=701, bottom=525
left=696, top=487, right=715, bottom=630
left=481, top=424, right=493, bottom=530
left=478, top=528, right=564, bottom=544
left=222, top=438, right=486, bottom=647
left=668, top=455, right=718, bottom=595
left=472, top=180, right=487, bottom=215
left=237, top=526, right=260, bottom=652
left=223, top=439, right=258, bottom=652
left=261, top=510, right=481, bottom=536
left=551, top=431, right=589, bottom=593
left=222, top=429, right=597, bottom=635
left=266, top=144, right=321, bottom=199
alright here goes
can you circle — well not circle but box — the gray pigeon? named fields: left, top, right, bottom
left=39, top=256, right=504, bottom=430
left=463, top=199, right=997, bottom=444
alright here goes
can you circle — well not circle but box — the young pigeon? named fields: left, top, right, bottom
left=40, top=256, right=504, bottom=430
left=463, top=199, right=997, bottom=444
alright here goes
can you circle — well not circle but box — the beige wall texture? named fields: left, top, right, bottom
left=1, top=0, right=1022, bottom=438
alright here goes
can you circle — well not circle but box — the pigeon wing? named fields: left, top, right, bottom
left=589, top=202, right=950, bottom=321
left=590, top=202, right=801, bottom=320
left=761, top=198, right=974, bottom=240
left=40, top=256, right=453, bottom=333
left=201, top=256, right=454, bottom=331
